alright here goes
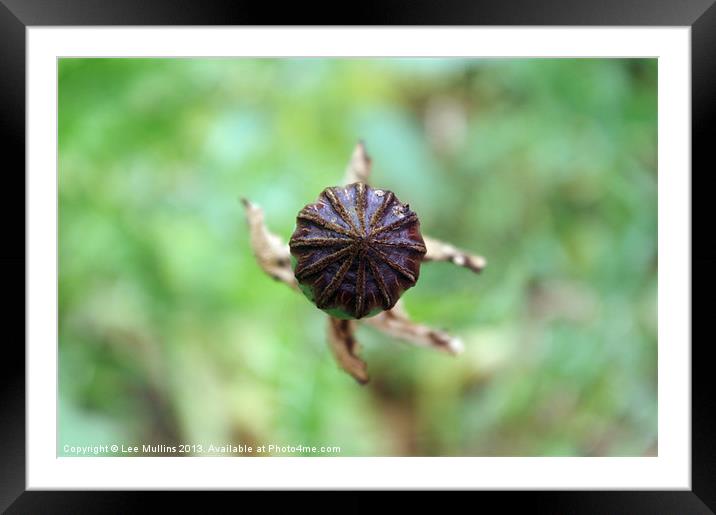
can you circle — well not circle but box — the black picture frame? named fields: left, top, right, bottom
left=3, top=0, right=713, bottom=511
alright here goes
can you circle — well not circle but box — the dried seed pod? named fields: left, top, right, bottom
left=289, top=182, right=427, bottom=319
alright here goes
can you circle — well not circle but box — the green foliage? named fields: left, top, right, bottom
left=59, top=58, right=657, bottom=456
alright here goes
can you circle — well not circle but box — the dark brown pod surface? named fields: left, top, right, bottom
left=289, top=182, right=427, bottom=320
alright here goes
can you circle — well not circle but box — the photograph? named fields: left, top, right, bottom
left=58, top=57, right=658, bottom=458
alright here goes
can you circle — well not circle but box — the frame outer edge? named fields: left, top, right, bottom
left=691, top=0, right=716, bottom=512
left=0, top=0, right=27, bottom=512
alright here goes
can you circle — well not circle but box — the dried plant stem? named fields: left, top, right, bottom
left=342, top=140, right=372, bottom=185
left=327, top=317, right=368, bottom=384
left=364, top=300, right=464, bottom=355
left=423, top=236, right=487, bottom=273
left=240, top=198, right=297, bottom=289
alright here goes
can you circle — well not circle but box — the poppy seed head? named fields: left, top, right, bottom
left=289, top=182, right=426, bottom=319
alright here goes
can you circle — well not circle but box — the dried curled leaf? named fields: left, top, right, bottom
left=364, top=300, right=464, bottom=356
left=327, top=317, right=368, bottom=384
left=342, top=140, right=372, bottom=185
left=423, top=236, right=487, bottom=273
left=240, top=198, right=297, bottom=289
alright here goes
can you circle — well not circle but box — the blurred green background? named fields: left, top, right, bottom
left=58, top=58, right=657, bottom=457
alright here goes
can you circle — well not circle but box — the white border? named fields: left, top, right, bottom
left=27, top=27, right=690, bottom=489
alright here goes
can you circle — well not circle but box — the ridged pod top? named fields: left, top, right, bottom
left=289, top=182, right=426, bottom=319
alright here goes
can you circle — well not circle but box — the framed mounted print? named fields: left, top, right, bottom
left=3, top=0, right=713, bottom=511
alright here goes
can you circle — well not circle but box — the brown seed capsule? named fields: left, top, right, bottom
left=289, top=182, right=427, bottom=319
